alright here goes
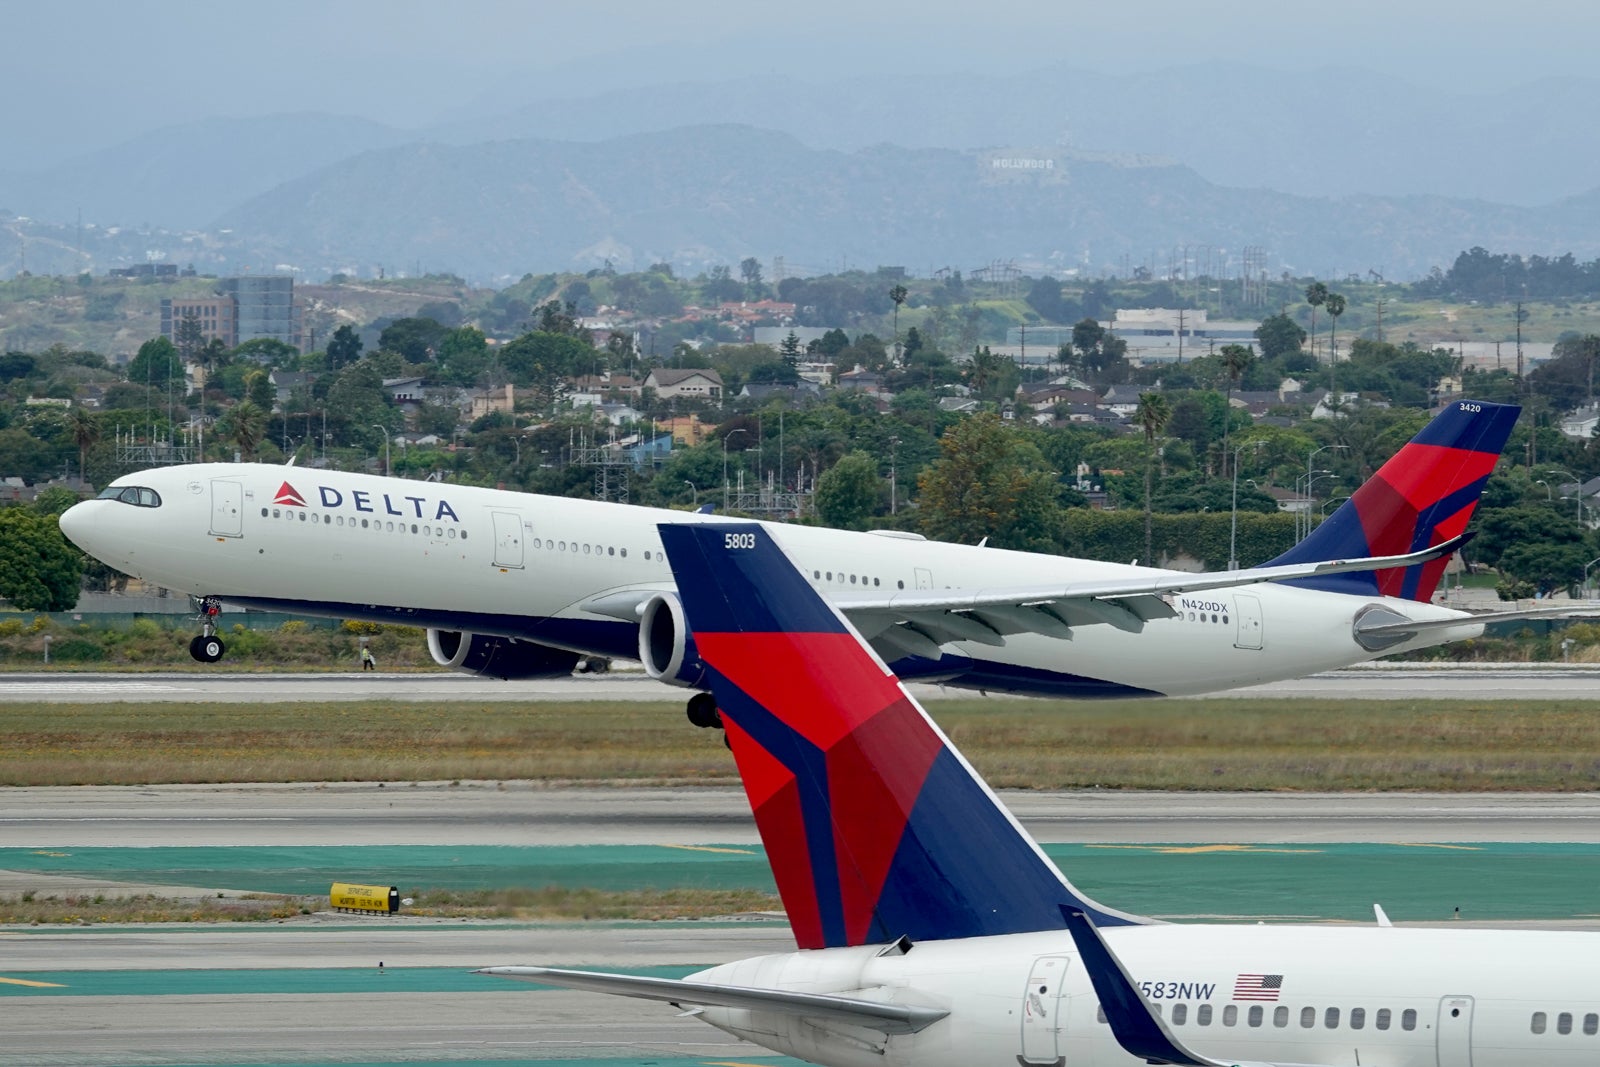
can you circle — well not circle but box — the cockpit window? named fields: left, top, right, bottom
left=97, top=485, right=161, bottom=508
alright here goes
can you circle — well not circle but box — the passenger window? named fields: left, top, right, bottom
left=1585, top=1013, right=1598, bottom=1036
left=1532, top=1012, right=1547, bottom=1034
left=608, top=547, right=615, bottom=556
left=1196, top=1004, right=1212, bottom=1026
left=1559, top=1013, right=1573, bottom=1035
left=273, top=508, right=280, bottom=518
left=1351, top=1008, right=1365, bottom=1030
left=534, top=538, right=542, bottom=548
left=1273, top=1006, right=1288, bottom=1028
left=410, top=524, right=418, bottom=534
left=897, top=580, right=904, bottom=589
left=448, top=528, right=456, bottom=539
left=1402, top=1009, right=1417, bottom=1031
left=361, top=519, right=368, bottom=528
left=311, top=513, right=319, bottom=524
left=261, top=508, right=269, bottom=517
left=1376, top=1008, right=1391, bottom=1030
left=1300, top=1007, right=1315, bottom=1028
left=584, top=544, right=591, bottom=554
left=1247, top=1006, right=1262, bottom=1027
left=1325, top=1008, right=1340, bottom=1029
left=460, top=531, right=467, bottom=540
left=1171, top=1004, right=1187, bottom=1025
left=1222, top=1006, right=1237, bottom=1027
left=619, top=548, right=625, bottom=557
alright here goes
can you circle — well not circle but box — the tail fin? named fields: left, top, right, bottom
left=658, top=522, right=1145, bottom=950
left=1268, top=399, right=1519, bottom=602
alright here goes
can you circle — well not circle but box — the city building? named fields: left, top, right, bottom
left=159, top=275, right=306, bottom=353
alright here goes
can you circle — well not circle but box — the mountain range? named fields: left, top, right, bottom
left=2, top=64, right=1597, bottom=281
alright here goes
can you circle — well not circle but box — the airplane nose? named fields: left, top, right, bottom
left=58, top=500, right=97, bottom=552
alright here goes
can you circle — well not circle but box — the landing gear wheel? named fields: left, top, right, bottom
left=686, top=692, right=722, bottom=730
left=189, top=634, right=225, bottom=663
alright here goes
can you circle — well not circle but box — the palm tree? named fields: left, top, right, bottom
left=1304, top=282, right=1328, bottom=363
left=68, top=406, right=100, bottom=485
left=1324, top=292, right=1346, bottom=403
left=888, top=284, right=909, bottom=365
left=1218, top=343, right=1253, bottom=479
left=222, top=401, right=268, bottom=461
left=1136, top=391, right=1172, bottom=564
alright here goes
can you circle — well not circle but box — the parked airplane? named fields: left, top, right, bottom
left=62, top=400, right=1538, bottom=707
left=483, top=521, right=1600, bottom=1067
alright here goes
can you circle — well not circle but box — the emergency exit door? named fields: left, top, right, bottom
left=1233, top=593, right=1264, bottom=650
left=491, top=511, right=524, bottom=569
left=1019, top=955, right=1069, bottom=1066
left=210, top=480, right=243, bottom=538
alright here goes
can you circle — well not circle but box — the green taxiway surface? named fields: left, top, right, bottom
left=4, top=842, right=1599, bottom=923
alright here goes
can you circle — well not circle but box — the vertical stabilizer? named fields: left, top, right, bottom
left=659, top=522, right=1146, bottom=950
left=1269, top=400, right=1519, bottom=601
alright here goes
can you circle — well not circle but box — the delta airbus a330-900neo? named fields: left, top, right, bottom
left=62, top=399, right=1550, bottom=710
left=481, top=521, right=1600, bottom=1067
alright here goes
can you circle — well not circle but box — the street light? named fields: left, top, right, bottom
left=684, top=480, right=699, bottom=506
left=1540, top=468, right=1585, bottom=526
left=371, top=424, right=390, bottom=477
left=1228, top=440, right=1262, bottom=570
left=1535, top=478, right=1552, bottom=500
left=1584, top=556, right=1600, bottom=600
left=722, top=429, right=749, bottom=510
left=1301, top=444, right=1347, bottom=542
left=1295, top=469, right=1332, bottom=542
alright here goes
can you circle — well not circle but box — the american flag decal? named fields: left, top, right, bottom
left=1233, top=974, right=1283, bottom=1001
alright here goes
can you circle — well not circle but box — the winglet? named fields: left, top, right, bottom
left=1062, top=909, right=1225, bottom=1067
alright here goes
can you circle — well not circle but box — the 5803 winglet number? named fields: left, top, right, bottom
left=725, top=532, right=757, bottom=549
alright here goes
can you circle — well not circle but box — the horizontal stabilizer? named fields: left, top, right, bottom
left=477, top=966, right=948, bottom=1035
left=1354, top=602, right=1600, bottom=639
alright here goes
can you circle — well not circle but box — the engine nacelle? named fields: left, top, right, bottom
left=637, top=592, right=707, bottom=688
left=426, top=629, right=582, bottom=680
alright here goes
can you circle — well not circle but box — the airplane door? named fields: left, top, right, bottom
left=1233, top=593, right=1264, bottom=650
left=209, top=480, right=243, bottom=538
left=491, top=511, right=524, bottom=569
left=1018, top=955, right=1069, bottom=1066
left=1436, top=995, right=1474, bottom=1067
left=914, top=567, right=933, bottom=590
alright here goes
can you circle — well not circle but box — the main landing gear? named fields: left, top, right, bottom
left=686, top=692, right=730, bottom=749
left=189, top=597, right=226, bottom=664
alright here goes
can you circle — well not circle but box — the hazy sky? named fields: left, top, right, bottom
left=6, top=0, right=1596, bottom=163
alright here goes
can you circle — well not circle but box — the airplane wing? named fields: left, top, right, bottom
left=477, top=966, right=949, bottom=1036
left=829, top=535, right=1470, bottom=658
left=1062, top=910, right=1334, bottom=1067
left=580, top=536, right=1470, bottom=661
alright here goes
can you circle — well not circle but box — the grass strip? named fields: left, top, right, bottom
left=5, top=698, right=1600, bottom=790
left=0, top=887, right=781, bottom=925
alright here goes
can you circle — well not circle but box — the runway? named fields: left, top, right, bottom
left=7, top=787, right=1600, bottom=1066
left=4, top=662, right=1600, bottom=702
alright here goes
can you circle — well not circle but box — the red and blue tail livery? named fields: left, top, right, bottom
left=1269, top=399, right=1519, bottom=602
left=658, top=522, right=1146, bottom=949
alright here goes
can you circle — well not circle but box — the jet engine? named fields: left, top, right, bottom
left=426, top=629, right=582, bottom=680
left=637, top=592, right=708, bottom=688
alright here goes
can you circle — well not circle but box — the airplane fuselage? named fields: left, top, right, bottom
left=692, top=924, right=1598, bottom=1067
left=65, top=463, right=1482, bottom=697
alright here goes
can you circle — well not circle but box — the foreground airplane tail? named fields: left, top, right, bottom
left=658, top=522, right=1146, bottom=950
left=1268, top=399, right=1519, bottom=602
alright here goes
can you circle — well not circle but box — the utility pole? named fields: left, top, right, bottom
left=1375, top=295, right=1384, bottom=344
left=1516, top=300, right=1526, bottom=390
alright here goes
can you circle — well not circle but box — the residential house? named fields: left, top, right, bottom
left=837, top=365, right=885, bottom=395
left=645, top=368, right=724, bottom=400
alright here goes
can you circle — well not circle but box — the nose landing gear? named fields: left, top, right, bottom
left=189, top=597, right=226, bottom=663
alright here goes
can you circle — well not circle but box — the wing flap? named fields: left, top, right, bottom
left=477, top=966, right=948, bottom=1036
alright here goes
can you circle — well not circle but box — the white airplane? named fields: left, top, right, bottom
left=61, top=400, right=1544, bottom=710
left=481, top=520, right=1600, bottom=1067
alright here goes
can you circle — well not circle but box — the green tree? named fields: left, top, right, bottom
left=67, top=406, right=100, bottom=482
left=815, top=451, right=883, bottom=530
left=0, top=507, right=82, bottom=610
left=220, top=400, right=268, bottom=460
left=1324, top=292, right=1347, bottom=396
left=1304, top=281, right=1328, bottom=361
left=889, top=284, right=909, bottom=362
left=174, top=310, right=205, bottom=367
left=1219, top=343, right=1253, bottom=474
left=916, top=413, right=1062, bottom=551
left=232, top=337, right=300, bottom=367
left=378, top=317, right=447, bottom=362
left=243, top=369, right=275, bottom=410
left=1136, top=391, right=1173, bottom=563
left=326, top=324, right=364, bottom=372
left=1254, top=312, right=1308, bottom=362
left=126, top=336, right=184, bottom=391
